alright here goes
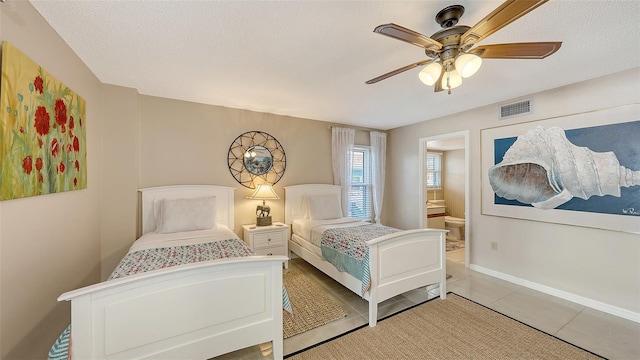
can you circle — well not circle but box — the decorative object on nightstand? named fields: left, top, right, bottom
left=243, top=222, right=290, bottom=269
left=248, top=184, right=279, bottom=226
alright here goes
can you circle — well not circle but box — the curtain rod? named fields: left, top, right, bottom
left=327, top=125, right=385, bottom=133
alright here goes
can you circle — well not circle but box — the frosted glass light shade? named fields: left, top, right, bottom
left=441, top=69, right=462, bottom=89
left=455, top=53, right=482, bottom=78
left=419, top=62, right=442, bottom=86
left=248, top=184, right=280, bottom=200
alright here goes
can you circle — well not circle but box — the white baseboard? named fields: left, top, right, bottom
left=469, top=264, right=640, bottom=324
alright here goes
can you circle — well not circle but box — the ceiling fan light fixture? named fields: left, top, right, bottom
left=455, top=53, right=482, bottom=78
left=418, top=62, right=442, bottom=86
left=441, top=68, right=462, bottom=90
left=367, top=2, right=561, bottom=91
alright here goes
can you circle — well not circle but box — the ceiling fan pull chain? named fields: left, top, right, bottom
left=446, top=62, right=452, bottom=95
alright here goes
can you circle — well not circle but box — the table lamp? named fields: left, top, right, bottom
left=248, top=184, right=280, bottom=226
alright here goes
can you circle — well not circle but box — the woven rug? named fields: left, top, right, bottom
left=283, top=269, right=347, bottom=339
left=286, top=293, right=605, bottom=359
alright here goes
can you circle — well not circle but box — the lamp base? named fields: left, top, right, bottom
left=256, top=216, right=272, bottom=226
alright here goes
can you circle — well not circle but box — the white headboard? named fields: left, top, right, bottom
left=139, top=185, right=236, bottom=235
left=284, top=184, right=341, bottom=224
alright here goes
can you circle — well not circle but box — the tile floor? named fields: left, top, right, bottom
left=216, top=248, right=640, bottom=360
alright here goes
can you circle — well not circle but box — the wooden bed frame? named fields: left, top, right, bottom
left=284, top=184, right=447, bottom=327
left=58, top=185, right=287, bottom=359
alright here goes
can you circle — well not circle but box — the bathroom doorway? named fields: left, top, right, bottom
left=419, top=131, right=469, bottom=267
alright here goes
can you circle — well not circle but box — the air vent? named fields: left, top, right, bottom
left=500, top=99, right=532, bottom=120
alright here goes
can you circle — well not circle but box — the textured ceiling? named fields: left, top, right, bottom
left=28, top=0, right=640, bottom=130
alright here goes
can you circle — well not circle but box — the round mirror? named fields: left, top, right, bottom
left=243, top=146, right=273, bottom=175
left=227, top=131, right=286, bottom=188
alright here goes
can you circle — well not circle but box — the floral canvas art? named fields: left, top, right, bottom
left=0, top=42, right=87, bottom=200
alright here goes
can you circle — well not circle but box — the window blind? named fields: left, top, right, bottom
left=426, top=153, right=442, bottom=189
left=349, top=147, right=372, bottom=219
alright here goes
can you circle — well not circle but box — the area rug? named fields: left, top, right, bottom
left=283, top=269, right=347, bottom=339
left=286, top=293, right=605, bottom=359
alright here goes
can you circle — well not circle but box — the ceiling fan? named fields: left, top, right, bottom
left=366, top=0, right=562, bottom=94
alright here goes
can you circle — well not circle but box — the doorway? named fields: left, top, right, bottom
left=419, top=131, right=470, bottom=267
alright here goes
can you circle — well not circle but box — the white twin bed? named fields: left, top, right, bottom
left=285, top=184, right=448, bottom=327
left=52, top=185, right=287, bottom=360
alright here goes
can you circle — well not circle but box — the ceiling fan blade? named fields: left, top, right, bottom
left=471, top=42, right=562, bottom=59
left=374, top=23, right=443, bottom=51
left=460, top=0, right=548, bottom=49
left=366, top=59, right=432, bottom=84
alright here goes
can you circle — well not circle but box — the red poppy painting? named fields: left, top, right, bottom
left=0, top=41, right=87, bottom=200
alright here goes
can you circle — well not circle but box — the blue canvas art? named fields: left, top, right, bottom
left=491, top=120, right=640, bottom=217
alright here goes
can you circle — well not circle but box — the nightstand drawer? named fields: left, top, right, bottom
left=253, top=246, right=286, bottom=257
left=252, top=231, right=285, bottom=249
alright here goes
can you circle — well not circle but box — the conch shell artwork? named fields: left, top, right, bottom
left=489, top=126, right=640, bottom=209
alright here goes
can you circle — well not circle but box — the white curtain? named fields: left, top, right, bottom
left=331, top=127, right=355, bottom=217
left=370, top=131, right=387, bottom=223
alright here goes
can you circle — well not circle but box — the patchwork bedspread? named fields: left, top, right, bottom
left=320, top=224, right=400, bottom=296
left=49, top=238, right=291, bottom=360
left=108, top=238, right=253, bottom=280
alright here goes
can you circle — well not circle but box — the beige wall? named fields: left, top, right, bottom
left=443, top=149, right=465, bottom=219
left=137, top=95, right=373, bottom=236
left=0, top=1, right=103, bottom=358
left=387, top=67, right=640, bottom=317
left=100, top=85, right=139, bottom=279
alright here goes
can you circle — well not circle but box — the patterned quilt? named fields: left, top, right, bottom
left=49, top=238, right=291, bottom=360
left=320, top=224, right=400, bottom=296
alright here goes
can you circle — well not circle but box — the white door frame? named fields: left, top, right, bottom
left=418, top=130, right=470, bottom=267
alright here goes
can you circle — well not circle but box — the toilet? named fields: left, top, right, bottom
left=445, top=216, right=465, bottom=241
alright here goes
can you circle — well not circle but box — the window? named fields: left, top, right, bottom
left=426, top=152, right=442, bottom=189
left=348, top=146, right=372, bottom=219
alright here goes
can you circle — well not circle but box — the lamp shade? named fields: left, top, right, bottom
left=441, top=68, right=462, bottom=90
left=418, top=62, right=442, bottom=86
left=455, top=53, right=482, bottom=78
left=248, top=184, right=280, bottom=200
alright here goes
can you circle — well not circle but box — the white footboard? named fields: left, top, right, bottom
left=366, top=228, right=446, bottom=326
left=59, top=256, right=287, bottom=360
left=288, top=228, right=446, bottom=327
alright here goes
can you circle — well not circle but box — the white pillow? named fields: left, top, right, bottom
left=156, top=196, right=217, bottom=234
left=307, top=194, right=343, bottom=220
left=301, top=196, right=310, bottom=219
left=152, top=199, right=162, bottom=226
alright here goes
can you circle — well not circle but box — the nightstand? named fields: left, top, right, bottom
left=242, top=222, right=290, bottom=269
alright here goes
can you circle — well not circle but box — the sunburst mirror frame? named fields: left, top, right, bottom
left=227, top=131, right=286, bottom=188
